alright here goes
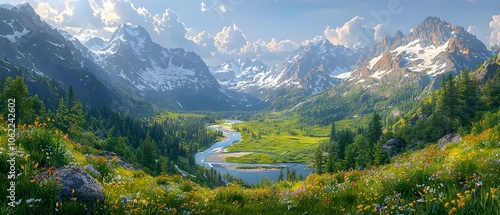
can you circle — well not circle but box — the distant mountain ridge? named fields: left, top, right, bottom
left=211, top=40, right=361, bottom=101
left=295, top=17, right=494, bottom=125
left=85, top=24, right=266, bottom=110
left=209, top=58, right=269, bottom=97
left=213, top=17, right=491, bottom=104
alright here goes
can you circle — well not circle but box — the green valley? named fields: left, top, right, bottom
left=1, top=3, right=500, bottom=214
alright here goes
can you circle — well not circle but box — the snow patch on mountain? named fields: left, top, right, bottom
left=139, top=63, right=197, bottom=91
left=368, top=54, right=383, bottom=70
left=335, top=72, right=353, bottom=79
left=370, top=70, right=391, bottom=79
left=0, top=19, right=30, bottom=42
left=390, top=39, right=450, bottom=75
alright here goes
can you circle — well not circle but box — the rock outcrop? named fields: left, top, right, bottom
left=382, top=139, right=403, bottom=158
left=46, top=166, right=105, bottom=203
left=438, top=133, right=461, bottom=149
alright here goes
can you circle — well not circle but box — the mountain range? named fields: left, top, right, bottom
left=0, top=3, right=265, bottom=112
left=209, top=17, right=494, bottom=111
left=0, top=3, right=497, bottom=114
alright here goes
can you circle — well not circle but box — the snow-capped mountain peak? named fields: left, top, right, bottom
left=210, top=57, right=269, bottom=94
left=87, top=24, right=265, bottom=110
left=345, top=16, right=491, bottom=97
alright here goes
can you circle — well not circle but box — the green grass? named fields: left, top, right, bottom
left=2, top=114, right=500, bottom=215
left=224, top=113, right=371, bottom=164
left=225, top=114, right=329, bottom=163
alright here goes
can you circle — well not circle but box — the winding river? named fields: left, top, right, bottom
left=195, top=120, right=313, bottom=184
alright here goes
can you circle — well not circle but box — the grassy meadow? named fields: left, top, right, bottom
left=225, top=114, right=369, bottom=164
left=2, top=117, right=499, bottom=214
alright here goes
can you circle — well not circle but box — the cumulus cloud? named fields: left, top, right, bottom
left=301, top=35, right=324, bottom=46
left=190, top=31, right=214, bottom=47
left=123, top=0, right=150, bottom=18
left=213, top=24, right=248, bottom=54
left=489, top=15, right=500, bottom=47
left=265, top=38, right=297, bottom=52
left=88, top=0, right=120, bottom=26
left=149, top=8, right=193, bottom=48
left=34, top=0, right=76, bottom=24
left=324, top=16, right=383, bottom=49
left=189, top=24, right=297, bottom=65
left=152, top=9, right=186, bottom=35
left=63, top=27, right=99, bottom=42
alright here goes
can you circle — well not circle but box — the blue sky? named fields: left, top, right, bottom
left=1, top=0, right=499, bottom=65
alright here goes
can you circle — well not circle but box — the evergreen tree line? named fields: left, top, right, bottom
left=394, top=68, right=500, bottom=146
left=0, top=71, right=225, bottom=187
left=314, top=112, right=389, bottom=174
left=314, top=66, right=500, bottom=174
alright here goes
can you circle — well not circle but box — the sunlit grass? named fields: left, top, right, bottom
left=2, top=116, right=500, bottom=214
left=226, top=114, right=329, bottom=163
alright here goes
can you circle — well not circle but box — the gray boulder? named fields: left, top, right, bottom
left=55, top=167, right=104, bottom=202
left=94, top=131, right=105, bottom=140
left=382, top=139, right=403, bottom=158
left=438, top=133, right=461, bottom=149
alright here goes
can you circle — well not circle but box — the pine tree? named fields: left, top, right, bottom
left=372, top=141, right=389, bottom=165
left=314, top=144, right=324, bottom=174
left=353, top=135, right=372, bottom=169
left=329, top=121, right=337, bottom=142
left=326, top=141, right=340, bottom=173
left=138, top=133, right=158, bottom=174
left=367, top=112, right=383, bottom=146
left=55, top=98, right=69, bottom=132
left=344, top=143, right=357, bottom=169
left=0, top=76, right=28, bottom=123
left=457, top=70, right=480, bottom=126
left=481, top=70, right=500, bottom=109
left=437, top=74, right=460, bottom=133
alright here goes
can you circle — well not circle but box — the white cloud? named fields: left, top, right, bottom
left=213, top=24, right=248, bottom=54
left=200, top=2, right=208, bottom=12
left=88, top=0, right=120, bottom=26
left=152, top=9, right=186, bottom=37
left=265, top=38, right=297, bottom=52
left=34, top=2, right=58, bottom=20
left=63, top=26, right=98, bottom=42
left=34, top=0, right=76, bottom=24
left=489, top=15, right=500, bottom=47
left=324, top=16, right=383, bottom=49
left=190, top=31, right=213, bottom=47
left=122, top=0, right=150, bottom=18
left=301, top=35, right=324, bottom=46
left=467, top=25, right=479, bottom=36
left=102, top=26, right=118, bottom=32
